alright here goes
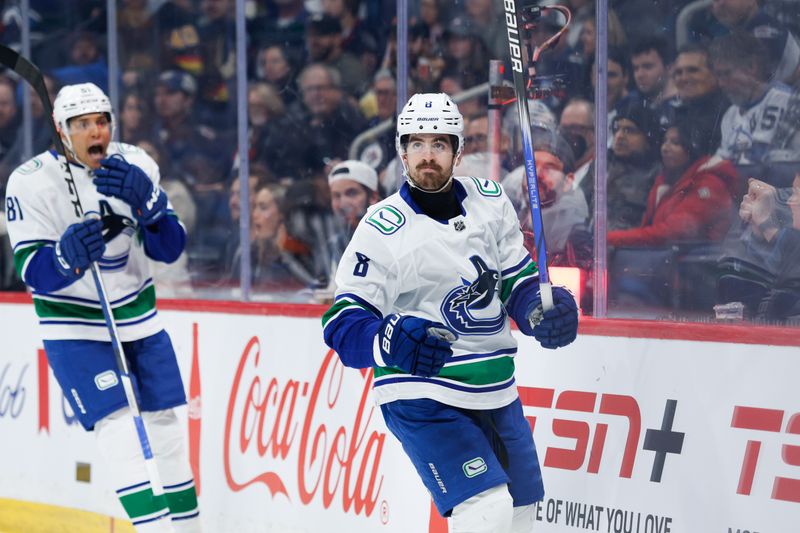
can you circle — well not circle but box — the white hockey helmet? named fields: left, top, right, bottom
left=395, top=92, right=464, bottom=158
left=53, top=83, right=115, bottom=154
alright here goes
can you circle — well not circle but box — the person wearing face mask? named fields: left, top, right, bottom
left=558, top=98, right=595, bottom=194
left=503, top=129, right=592, bottom=270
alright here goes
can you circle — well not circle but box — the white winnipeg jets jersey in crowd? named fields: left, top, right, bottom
left=5, top=142, right=173, bottom=341
left=716, top=83, right=797, bottom=165
left=325, top=176, right=538, bottom=409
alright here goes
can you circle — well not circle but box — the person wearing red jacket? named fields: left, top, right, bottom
left=607, top=119, right=741, bottom=311
left=608, top=122, right=739, bottom=248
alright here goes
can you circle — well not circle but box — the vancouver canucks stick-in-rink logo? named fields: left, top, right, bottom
left=440, top=255, right=505, bottom=336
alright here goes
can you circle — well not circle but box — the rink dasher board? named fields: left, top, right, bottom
left=0, top=300, right=798, bottom=533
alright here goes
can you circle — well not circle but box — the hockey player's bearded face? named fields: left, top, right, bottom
left=64, top=112, right=111, bottom=169
left=402, top=134, right=458, bottom=191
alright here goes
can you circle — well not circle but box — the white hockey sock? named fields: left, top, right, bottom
left=95, top=408, right=173, bottom=532
left=450, top=484, right=513, bottom=533
left=144, top=410, right=202, bottom=533
left=511, top=504, right=536, bottom=533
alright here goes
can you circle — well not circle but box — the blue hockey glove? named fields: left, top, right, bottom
left=520, top=286, right=578, bottom=349
left=94, top=155, right=167, bottom=226
left=377, top=314, right=457, bottom=377
left=53, top=219, right=105, bottom=279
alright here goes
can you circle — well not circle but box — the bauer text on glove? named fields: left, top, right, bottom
left=376, top=314, right=457, bottom=377
left=94, top=156, right=167, bottom=226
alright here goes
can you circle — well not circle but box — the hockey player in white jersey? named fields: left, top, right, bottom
left=322, top=93, right=579, bottom=532
left=4, top=83, right=200, bottom=532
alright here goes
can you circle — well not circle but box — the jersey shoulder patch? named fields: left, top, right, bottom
left=14, top=156, right=45, bottom=176
left=364, top=204, right=406, bottom=235
left=468, top=176, right=503, bottom=197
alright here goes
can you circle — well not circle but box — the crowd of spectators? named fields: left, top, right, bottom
left=0, top=0, right=799, bottom=323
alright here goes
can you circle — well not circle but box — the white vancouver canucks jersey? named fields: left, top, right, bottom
left=325, top=176, right=539, bottom=409
left=5, top=142, right=172, bottom=341
left=716, top=83, right=796, bottom=165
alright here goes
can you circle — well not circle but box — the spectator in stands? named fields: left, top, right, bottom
left=256, top=43, right=300, bottom=106
left=119, top=91, right=153, bottom=144
left=558, top=98, right=595, bottom=193
left=577, top=9, right=627, bottom=60
left=184, top=149, right=232, bottom=279
left=357, top=69, right=397, bottom=177
left=631, top=36, right=674, bottom=110
left=153, top=70, right=222, bottom=183
left=416, top=0, right=447, bottom=53
left=439, top=75, right=484, bottom=118
left=455, top=114, right=512, bottom=180
left=709, top=31, right=799, bottom=169
left=118, top=0, right=159, bottom=79
left=287, top=63, right=367, bottom=178
left=247, top=81, right=289, bottom=171
left=321, top=0, right=380, bottom=78
left=248, top=0, right=308, bottom=53
left=592, top=47, right=636, bottom=145
left=327, top=160, right=380, bottom=271
left=718, top=175, right=800, bottom=321
left=607, top=119, right=738, bottom=248
left=196, top=0, right=236, bottom=127
left=462, top=0, right=507, bottom=59
left=510, top=129, right=593, bottom=270
left=0, top=75, right=20, bottom=196
left=0, top=75, right=59, bottom=196
left=601, top=101, right=664, bottom=231
left=223, top=166, right=268, bottom=276
left=439, top=16, right=490, bottom=88
left=711, top=0, right=800, bottom=86
left=663, top=44, right=730, bottom=155
left=51, top=31, right=109, bottom=93
left=305, top=13, right=368, bottom=97
left=245, top=181, right=320, bottom=292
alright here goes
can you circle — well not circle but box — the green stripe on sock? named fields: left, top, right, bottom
left=118, top=487, right=168, bottom=520
left=166, top=485, right=198, bottom=515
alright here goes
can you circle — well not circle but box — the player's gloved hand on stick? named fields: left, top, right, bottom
left=377, top=314, right=457, bottom=377
left=94, top=155, right=167, bottom=226
left=519, top=285, right=578, bottom=349
left=54, top=219, right=105, bottom=278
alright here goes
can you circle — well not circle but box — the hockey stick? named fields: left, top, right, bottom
left=0, top=45, right=165, bottom=496
left=502, top=2, right=571, bottom=311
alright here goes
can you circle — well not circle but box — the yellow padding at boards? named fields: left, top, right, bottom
left=0, top=498, right=134, bottom=533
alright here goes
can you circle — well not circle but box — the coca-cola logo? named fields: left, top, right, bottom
left=0, top=362, right=27, bottom=419
left=224, top=336, right=385, bottom=516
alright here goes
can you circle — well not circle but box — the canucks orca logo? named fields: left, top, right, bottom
left=440, top=255, right=506, bottom=336
left=84, top=200, right=136, bottom=272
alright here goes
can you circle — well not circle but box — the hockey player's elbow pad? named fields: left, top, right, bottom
left=375, top=314, right=457, bottom=377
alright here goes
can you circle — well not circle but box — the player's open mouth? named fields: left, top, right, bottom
left=88, top=144, right=105, bottom=160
